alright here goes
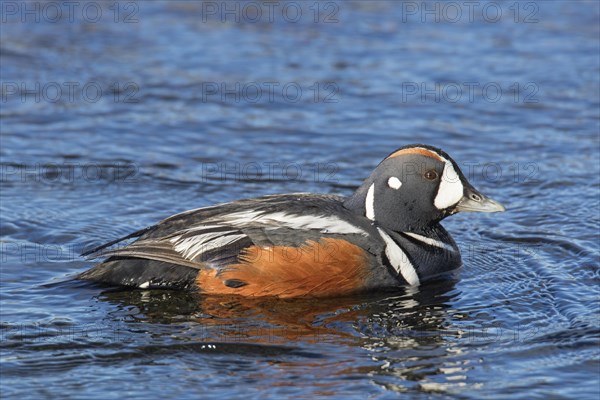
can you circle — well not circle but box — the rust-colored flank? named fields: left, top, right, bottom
left=385, top=147, right=443, bottom=162
left=196, top=238, right=371, bottom=298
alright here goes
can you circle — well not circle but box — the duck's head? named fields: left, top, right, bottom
left=344, top=144, right=505, bottom=232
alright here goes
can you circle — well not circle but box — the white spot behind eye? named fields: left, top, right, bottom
left=387, top=176, right=402, bottom=190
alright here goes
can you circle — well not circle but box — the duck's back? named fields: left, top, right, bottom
left=79, top=193, right=394, bottom=296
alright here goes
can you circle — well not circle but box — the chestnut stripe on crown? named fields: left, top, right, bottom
left=385, top=147, right=443, bottom=162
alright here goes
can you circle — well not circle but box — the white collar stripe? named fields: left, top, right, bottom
left=365, top=183, right=375, bottom=221
left=377, top=228, right=420, bottom=286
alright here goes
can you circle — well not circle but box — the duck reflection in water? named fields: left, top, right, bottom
left=96, top=275, right=460, bottom=348
left=91, top=275, right=481, bottom=393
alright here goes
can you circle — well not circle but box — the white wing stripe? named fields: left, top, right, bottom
left=184, top=225, right=230, bottom=233
left=169, top=209, right=368, bottom=261
left=213, top=210, right=368, bottom=236
left=205, top=234, right=247, bottom=250
left=171, top=230, right=239, bottom=259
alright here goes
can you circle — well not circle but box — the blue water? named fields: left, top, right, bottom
left=1, top=1, right=599, bottom=398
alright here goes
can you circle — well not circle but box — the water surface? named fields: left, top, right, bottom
left=1, top=1, right=599, bottom=398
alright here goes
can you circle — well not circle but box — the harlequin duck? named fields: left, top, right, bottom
left=79, top=144, right=505, bottom=297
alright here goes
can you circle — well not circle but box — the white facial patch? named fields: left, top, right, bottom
left=365, top=183, right=375, bottom=221
left=434, top=161, right=464, bottom=210
left=387, top=176, right=402, bottom=190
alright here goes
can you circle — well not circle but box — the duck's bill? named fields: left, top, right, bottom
left=454, top=187, right=506, bottom=213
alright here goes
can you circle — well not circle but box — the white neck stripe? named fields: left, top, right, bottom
left=365, top=183, right=375, bottom=221
left=402, top=232, right=456, bottom=252
left=377, top=228, right=420, bottom=286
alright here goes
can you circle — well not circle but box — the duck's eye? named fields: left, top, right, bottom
left=470, top=193, right=481, bottom=202
left=424, top=170, right=438, bottom=181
